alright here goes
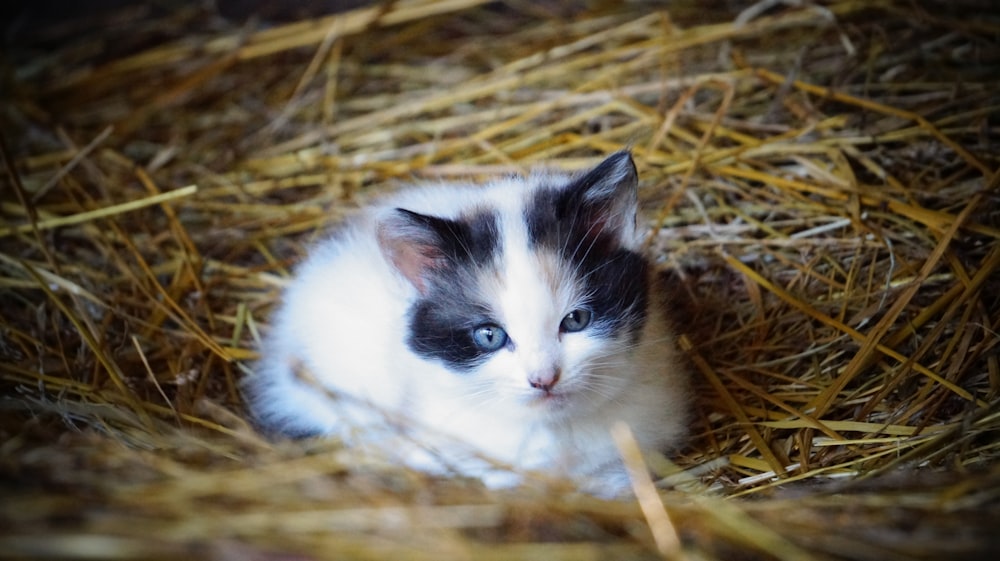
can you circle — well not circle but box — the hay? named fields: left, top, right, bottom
left=1, top=0, right=998, bottom=559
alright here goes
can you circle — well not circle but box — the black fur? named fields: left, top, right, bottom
left=525, top=153, right=649, bottom=341
left=405, top=209, right=506, bottom=371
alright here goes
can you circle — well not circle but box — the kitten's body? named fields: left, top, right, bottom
left=246, top=152, right=689, bottom=492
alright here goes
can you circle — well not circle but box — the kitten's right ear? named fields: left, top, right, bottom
left=377, top=208, right=450, bottom=294
left=565, top=150, right=639, bottom=245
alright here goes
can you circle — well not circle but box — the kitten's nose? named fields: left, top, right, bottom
left=528, top=367, right=561, bottom=393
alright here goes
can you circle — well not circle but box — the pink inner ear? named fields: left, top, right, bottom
left=581, top=202, right=634, bottom=248
left=377, top=225, right=443, bottom=294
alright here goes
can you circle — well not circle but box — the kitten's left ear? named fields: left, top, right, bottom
left=569, top=150, right=639, bottom=244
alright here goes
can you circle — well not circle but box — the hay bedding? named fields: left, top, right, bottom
left=1, top=0, right=998, bottom=559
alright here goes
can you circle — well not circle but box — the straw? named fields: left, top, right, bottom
left=2, top=1, right=998, bottom=559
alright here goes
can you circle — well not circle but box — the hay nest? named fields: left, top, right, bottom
left=2, top=1, right=999, bottom=559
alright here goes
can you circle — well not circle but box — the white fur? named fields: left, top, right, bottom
left=246, top=167, right=690, bottom=495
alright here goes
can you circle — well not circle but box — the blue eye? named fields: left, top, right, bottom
left=560, top=309, right=592, bottom=333
left=472, top=325, right=508, bottom=351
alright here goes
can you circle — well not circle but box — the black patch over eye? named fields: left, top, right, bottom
left=560, top=309, right=592, bottom=333
left=403, top=209, right=509, bottom=373
left=523, top=155, right=649, bottom=342
left=472, top=325, right=508, bottom=351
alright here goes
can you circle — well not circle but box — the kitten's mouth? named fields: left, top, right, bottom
left=527, top=391, right=571, bottom=411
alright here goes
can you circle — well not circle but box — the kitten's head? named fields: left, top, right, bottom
left=378, top=152, right=650, bottom=419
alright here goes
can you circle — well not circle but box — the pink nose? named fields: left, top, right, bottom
left=528, top=368, right=561, bottom=393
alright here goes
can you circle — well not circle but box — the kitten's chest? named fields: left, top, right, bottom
left=411, top=392, right=556, bottom=464
left=416, top=393, right=616, bottom=475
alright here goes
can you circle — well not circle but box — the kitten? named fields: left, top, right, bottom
left=245, top=151, right=690, bottom=493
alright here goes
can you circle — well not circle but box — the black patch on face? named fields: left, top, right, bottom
left=525, top=175, right=649, bottom=341
left=574, top=247, right=649, bottom=342
left=408, top=296, right=499, bottom=371
left=405, top=209, right=506, bottom=371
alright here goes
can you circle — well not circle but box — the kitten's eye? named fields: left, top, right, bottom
left=560, top=309, right=592, bottom=333
left=472, top=325, right=508, bottom=351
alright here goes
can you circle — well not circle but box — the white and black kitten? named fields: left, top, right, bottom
left=245, top=151, right=689, bottom=493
